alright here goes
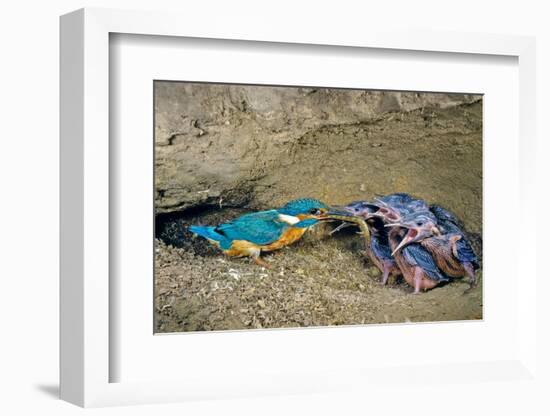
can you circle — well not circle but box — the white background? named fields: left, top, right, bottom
left=1, top=1, right=548, bottom=415
left=112, top=34, right=519, bottom=384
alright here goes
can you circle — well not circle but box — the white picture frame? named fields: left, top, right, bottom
left=60, top=8, right=538, bottom=408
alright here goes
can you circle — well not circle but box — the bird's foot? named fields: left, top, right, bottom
left=252, top=256, right=273, bottom=269
left=463, top=264, right=477, bottom=294
left=380, top=267, right=391, bottom=286
left=462, top=281, right=478, bottom=295
left=412, top=267, right=423, bottom=294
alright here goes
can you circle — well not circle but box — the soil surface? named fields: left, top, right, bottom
left=154, top=85, right=483, bottom=333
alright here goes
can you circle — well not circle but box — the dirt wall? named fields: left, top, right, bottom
left=155, top=83, right=482, bottom=235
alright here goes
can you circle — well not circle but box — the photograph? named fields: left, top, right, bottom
left=154, top=81, right=483, bottom=333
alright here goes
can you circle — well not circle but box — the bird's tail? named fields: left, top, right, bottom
left=188, top=225, right=228, bottom=245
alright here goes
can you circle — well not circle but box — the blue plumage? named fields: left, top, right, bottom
left=212, top=210, right=287, bottom=246
left=341, top=200, right=401, bottom=285
left=188, top=225, right=233, bottom=249
left=429, top=204, right=464, bottom=228
left=370, top=232, right=393, bottom=261
left=377, top=193, right=429, bottom=217
left=293, top=218, right=320, bottom=228
left=278, top=198, right=328, bottom=216
left=343, top=193, right=478, bottom=292
left=402, top=244, right=450, bottom=282
left=378, top=192, right=415, bottom=206
left=188, top=198, right=331, bottom=266
left=429, top=204, right=478, bottom=268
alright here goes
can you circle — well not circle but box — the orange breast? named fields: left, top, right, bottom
left=223, top=239, right=261, bottom=257
left=222, top=227, right=307, bottom=257
left=261, top=227, right=307, bottom=252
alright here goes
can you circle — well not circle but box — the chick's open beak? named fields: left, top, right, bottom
left=391, top=227, right=419, bottom=256
left=387, top=221, right=438, bottom=255
left=372, top=207, right=401, bottom=223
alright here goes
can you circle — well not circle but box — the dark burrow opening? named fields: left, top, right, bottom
left=154, top=204, right=368, bottom=258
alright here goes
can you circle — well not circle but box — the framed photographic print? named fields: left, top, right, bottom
left=60, top=7, right=538, bottom=408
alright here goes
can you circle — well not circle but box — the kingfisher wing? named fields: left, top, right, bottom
left=429, top=204, right=477, bottom=266
left=430, top=204, right=465, bottom=230
left=454, top=237, right=478, bottom=265
left=402, top=244, right=450, bottom=282
left=370, top=235, right=393, bottom=261
left=380, top=193, right=429, bottom=216
left=215, top=210, right=289, bottom=245
left=379, top=193, right=414, bottom=206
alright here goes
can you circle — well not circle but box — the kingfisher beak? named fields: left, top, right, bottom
left=327, top=207, right=356, bottom=216
left=322, top=207, right=358, bottom=221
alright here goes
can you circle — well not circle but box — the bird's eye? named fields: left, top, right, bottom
left=416, top=221, right=423, bottom=226
left=310, top=208, right=322, bottom=215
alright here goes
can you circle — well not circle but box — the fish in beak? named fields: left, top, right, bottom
left=321, top=207, right=371, bottom=238
left=321, top=207, right=358, bottom=234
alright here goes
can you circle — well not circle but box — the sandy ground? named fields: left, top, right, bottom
left=155, top=209, right=482, bottom=333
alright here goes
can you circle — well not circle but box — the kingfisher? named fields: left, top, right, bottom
left=389, top=208, right=479, bottom=290
left=369, top=192, right=430, bottom=223
left=386, top=222, right=451, bottom=294
left=341, top=200, right=401, bottom=285
left=331, top=193, right=427, bottom=234
left=340, top=194, right=447, bottom=293
left=188, top=198, right=345, bottom=268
